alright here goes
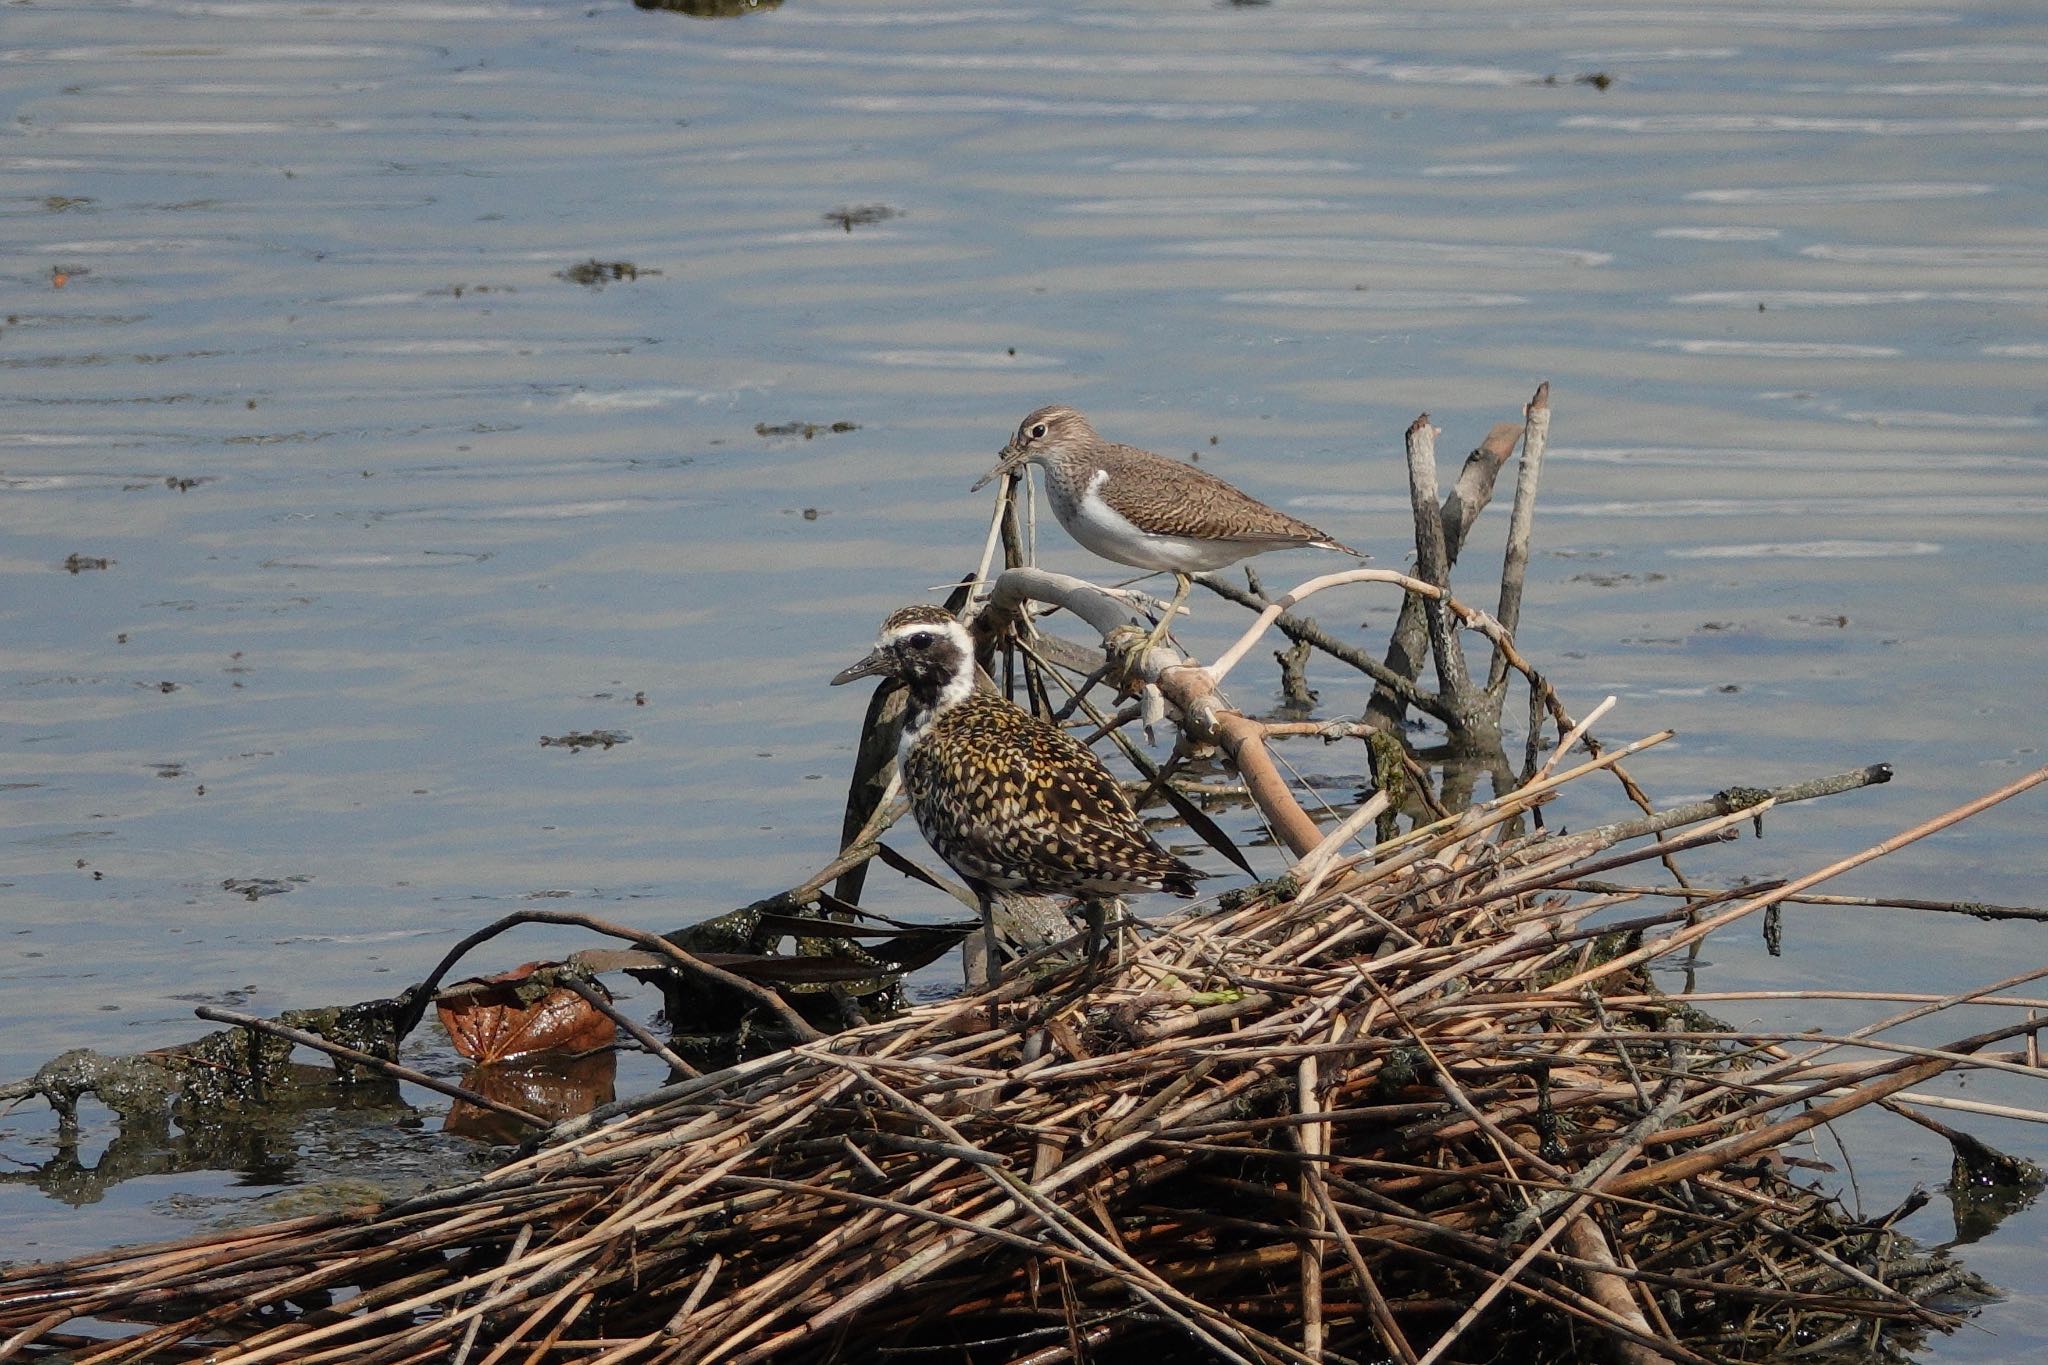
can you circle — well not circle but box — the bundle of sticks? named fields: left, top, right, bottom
left=5, top=747, right=2041, bottom=1364
left=6, top=389, right=2042, bottom=1363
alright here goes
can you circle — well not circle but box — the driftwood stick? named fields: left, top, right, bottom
left=1402, top=414, right=1475, bottom=708
left=1570, top=880, right=2048, bottom=924
left=1547, top=763, right=2048, bottom=997
left=1574, top=764, right=1892, bottom=848
left=1621, top=1013, right=2048, bottom=1197
left=1487, top=382, right=1550, bottom=699
left=1204, top=566, right=1505, bottom=687
left=1372, top=415, right=1523, bottom=731
left=966, top=469, right=1018, bottom=614
left=1196, top=571, right=1450, bottom=719
left=1296, top=1054, right=1326, bottom=1359
left=1559, top=1217, right=1667, bottom=1365
left=1536, top=694, right=1616, bottom=782
left=986, top=567, right=1325, bottom=857
left=193, top=1007, right=550, bottom=1130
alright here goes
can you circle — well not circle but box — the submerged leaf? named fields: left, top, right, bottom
left=445, top=1050, right=618, bottom=1144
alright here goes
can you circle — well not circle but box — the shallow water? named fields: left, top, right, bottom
left=3, top=0, right=2046, bottom=1347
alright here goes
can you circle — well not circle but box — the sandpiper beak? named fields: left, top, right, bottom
left=830, top=650, right=890, bottom=686
left=969, top=445, right=1029, bottom=493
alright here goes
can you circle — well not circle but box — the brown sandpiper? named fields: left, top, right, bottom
left=972, top=405, right=1364, bottom=649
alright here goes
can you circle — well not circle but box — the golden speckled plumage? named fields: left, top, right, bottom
left=902, top=689, right=1200, bottom=897
left=830, top=608, right=1202, bottom=905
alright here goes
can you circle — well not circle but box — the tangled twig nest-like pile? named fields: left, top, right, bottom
left=5, top=750, right=2039, bottom=1364
left=6, top=388, right=2044, bottom=1364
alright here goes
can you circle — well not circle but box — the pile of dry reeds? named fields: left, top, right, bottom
left=5, top=745, right=2043, bottom=1364
left=8, top=389, right=2045, bottom=1364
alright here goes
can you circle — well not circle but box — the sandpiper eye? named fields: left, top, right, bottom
left=1029, top=422, right=1047, bottom=440
left=906, top=631, right=935, bottom=651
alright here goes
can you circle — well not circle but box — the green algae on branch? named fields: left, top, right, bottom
left=222, top=874, right=310, bottom=900
left=0, top=997, right=410, bottom=1132
left=754, top=420, right=859, bottom=439
left=823, top=204, right=898, bottom=231
left=555, top=259, right=661, bottom=288
left=539, top=729, right=630, bottom=751
left=633, top=0, right=783, bottom=17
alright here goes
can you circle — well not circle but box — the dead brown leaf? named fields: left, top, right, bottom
left=436, top=960, right=616, bottom=1063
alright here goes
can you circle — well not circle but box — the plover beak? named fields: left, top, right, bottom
left=969, top=445, right=1029, bottom=493
left=829, top=649, right=891, bottom=686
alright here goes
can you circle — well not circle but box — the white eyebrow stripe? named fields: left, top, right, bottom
left=879, top=619, right=972, bottom=649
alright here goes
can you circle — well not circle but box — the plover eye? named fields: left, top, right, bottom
left=1029, top=422, right=1047, bottom=440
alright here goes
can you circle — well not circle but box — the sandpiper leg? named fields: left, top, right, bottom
left=979, top=899, right=1003, bottom=1031
left=1136, top=573, right=1192, bottom=656
left=1077, top=898, right=1105, bottom=994
left=1076, top=896, right=1132, bottom=993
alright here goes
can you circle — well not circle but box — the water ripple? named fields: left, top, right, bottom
left=1835, top=410, right=2041, bottom=429
left=1564, top=497, right=2046, bottom=517
left=1888, top=45, right=2048, bottom=62
left=31, top=236, right=227, bottom=252
left=1831, top=81, right=2048, bottom=96
left=1653, top=340, right=1900, bottom=358
left=1556, top=499, right=2039, bottom=519
left=377, top=499, right=670, bottom=522
left=835, top=94, right=1257, bottom=120
left=1067, top=8, right=1954, bottom=33
left=1675, top=289, right=2048, bottom=306
left=46, top=120, right=370, bottom=135
left=1557, top=446, right=2032, bottom=471
left=1169, top=238, right=1610, bottom=268
left=1064, top=197, right=1332, bottom=215
left=1566, top=114, right=2048, bottom=135
left=1563, top=47, right=1741, bottom=62
left=1107, top=157, right=1359, bottom=174
left=1360, top=61, right=1541, bottom=86
left=1668, top=541, right=1942, bottom=558
left=0, top=43, right=431, bottom=62
left=1654, top=226, right=1782, bottom=240
left=1293, top=495, right=2045, bottom=518
left=861, top=349, right=1062, bottom=370
left=716, top=44, right=1318, bottom=78
left=771, top=6, right=1013, bottom=26
left=1685, top=182, right=1995, bottom=204
left=555, top=387, right=759, bottom=412
left=1802, top=243, right=2048, bottom=265
left=1419, top=163, right=1521, bottom=177
left=261, top=552, right=491, bottom=570
left=1223, top=289, right=1528, bottom=309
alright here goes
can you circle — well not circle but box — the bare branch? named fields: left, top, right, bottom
left=1487, top=382, right=1551, bottom=699
left=1403, top=414, right=1474, bottom=707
